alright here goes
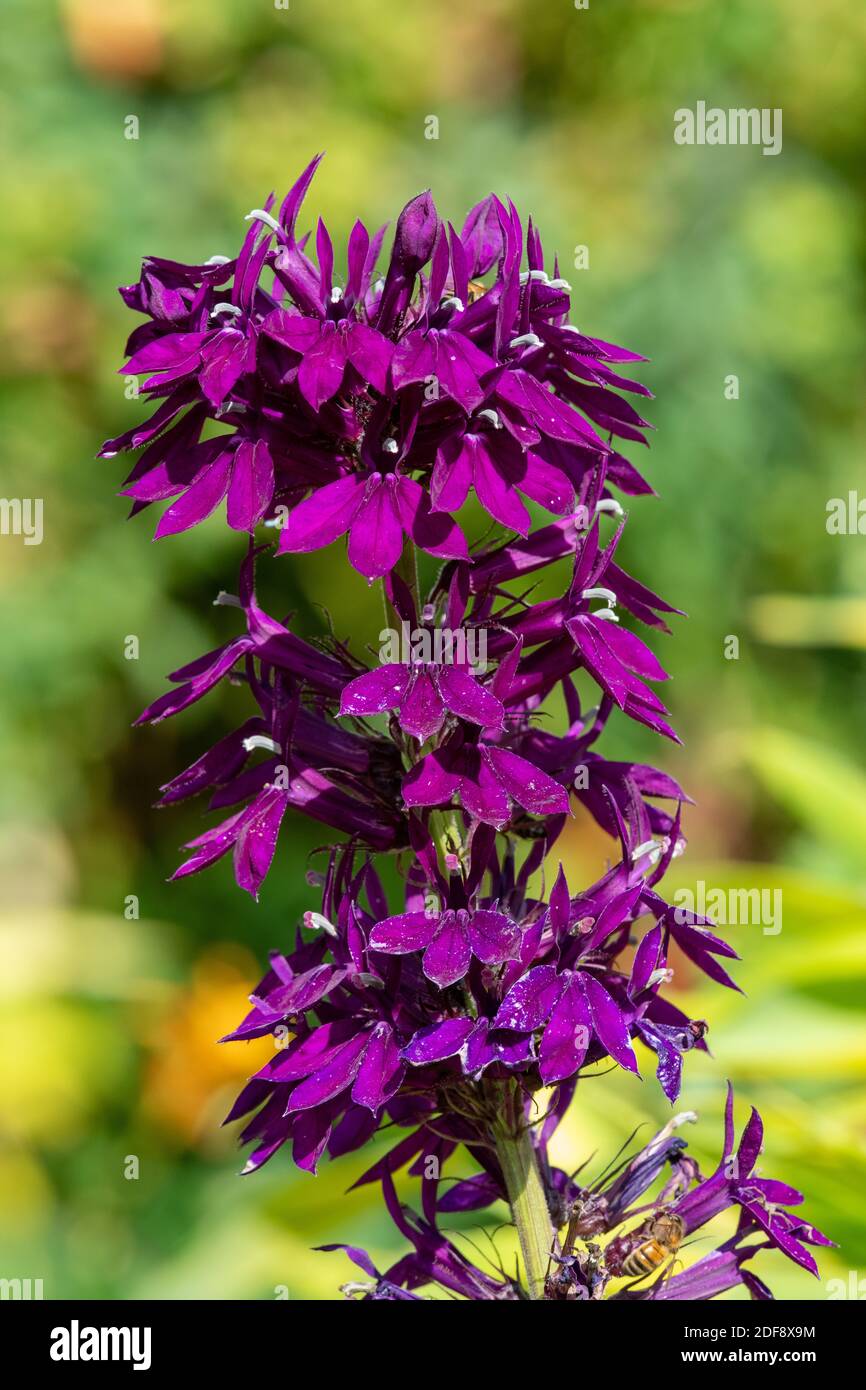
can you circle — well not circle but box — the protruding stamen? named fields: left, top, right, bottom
left=440, top=296, right=464, bottom=313
left=213, top=590, right=242, bottom=608
left=594, top=498, right=625, bottom=519
left=509, top=333, right=543, bottom=350
left=382, top=437, right=399, bottom=455
left=243, top=735, right=281, bottom=756
left=632, top=839, right=660, bottom=861
left=210, top=302, right=243, bottom=319
left=520, top=269, right=549, bottom=284
left=204, top=255, right=231, bottom=265
left=547, top=277, right=572, bottom=292
left=581, top=586, right=617, bottom=605
left=477, top=408, right=502, bottom=429
left=244, top=208, right=283, bottom=237
left=591, top=607, right=619, bottom=622
left=330, top=286, right=343, bottom=303
left=303, top=910, right=338, bottom=938
left=647, top=967, right=675, bottom=989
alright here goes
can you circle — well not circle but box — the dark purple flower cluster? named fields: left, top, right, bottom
left=106, top=157, right=828, bottom=1299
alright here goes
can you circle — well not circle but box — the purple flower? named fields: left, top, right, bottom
left=341, top=652, right=503, bottom=741
left=278, top=471, right=468, bottom=583
left=106, top=159, right=828, bottom=1301
left=369, top=906, right=521, bottom=988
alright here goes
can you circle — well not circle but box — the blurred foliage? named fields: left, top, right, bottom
left=0, top=0, right=864, bottom=1300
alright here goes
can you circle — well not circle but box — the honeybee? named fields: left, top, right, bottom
left=620, top=1212, right=685, bottom=1279
left=467, top=279, right=487, bottom=304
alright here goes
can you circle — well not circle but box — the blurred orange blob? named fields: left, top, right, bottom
left=141, top=946, right=276, bottom=1148
left=61, top=0, right=165, bottom=82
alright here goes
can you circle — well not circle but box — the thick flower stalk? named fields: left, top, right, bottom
left=104, top=156, right=829, bottom=1300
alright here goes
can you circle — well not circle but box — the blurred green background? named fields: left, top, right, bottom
left=1, top=0, right=864, bottom=1301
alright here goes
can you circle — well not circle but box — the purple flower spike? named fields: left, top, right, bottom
left=107, top=159, right=828, bottom=1301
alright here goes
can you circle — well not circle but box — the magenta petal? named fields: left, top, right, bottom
left=483, top=746, right=570, bottom=817
left=436, top=666, right=504, bottom=729
left=261, top=309, right=322, bottom=351
left=459, top=752, right=510, bottom=826
left=154, top=452, right=232, bottom=538
left=368, top=911, right=436, bottom=954
left=199, top=328, right=248, bottom=406
left=396, top=476, right=469, bottom=561
left=402, top=1017, right=475, bottom=1065
left=226, top=439, right=274, bottom=533
left=466, top=909, right=521, bottom=965
left=346, top=322, right=393, bottom=394
left=402, top=750, right=462, bottom=808
left=124, top=330, right=204, bottom=375
left=287, top=1031, right=370, bottom=1111
left=494, top=964, right=565, bottom=1031
left=232, top=786, right=289, bottom=898
left=298, top=325, right=348, bottom=410
left=340, top=664, right=410, bottom=718
left=579, top=973, right=639, bottom=1073
left=347, top=478, right=405, bottom=581
left=278, top=474, right=365, bottom=554
left=351, top=1023, right=405, bottom=1112
left=430, top=437, right=474, bottom=514
left=629, top=923, right=664, bottom=998
left=399, top=671, right=446, bottom=741
left=422, top=914, right=472, bottom=987
left=473, top=441, right=532, bottom=535
left=539, top=977, right=591, bottom=1084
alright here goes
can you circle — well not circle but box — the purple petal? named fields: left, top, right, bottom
left=483, top=746, right=570, bottom=817
left=399, top=671, right=446, bottom=741
left=466, top=909, right=521, bottom=965
left=154, top=452, right=232, bottom=538
left=402, top=1017, right=475, bottom=1065
left=340, top=664, right=410, bottom=718
left=278, top=474, right=365, bottom=554
left=287, top=1031, right=370, bottom=1111
left=368, top=911, right=437, bottom=954
left=422, top=914, right=472, bottom=987
left=579, top=973, right=638, bottom=1073
left=436, top=666, right=504, bottom=729
left=226, top=439, right=274, bottom=533
left=348, top=478, right=405, bottom=581
left=494, top=964, right=564, bottom=1031
left=351, top=1023, right=404, bottom=1112
left=539, top=977, right=591, bottom=1084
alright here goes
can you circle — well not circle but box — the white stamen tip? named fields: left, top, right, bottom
left=382, top=437, right=399, bottom=454
left=520, top=269, right=549, bottom=284
left=330, top=286, right=343, bottom=303
left=632, top=839, right=660, bottom=861
left=591, top=607, right=619, bottom=622
left=210, top=301, right=243, bottom=319
left=581, top=586, right=617, bottom=605
left=204, top=255, right=231, bottom=266
left=303, top=910, right=338, bottom=938
left=244, top=209, right=283, bottom=237
left=509, top=333, right=543, bottom=350
left=213, top=590, right=242, bottom=608
left=547, top=278, right=572, bottom=292
left=441, top=296, right=464, bottom=312
left=477, top=408, right=502, bottom=429
left=647, top=967, right=674, bottom=989
left=243, top=735, right=281, bottom=756
left=594, top=498, right=625, bottom=519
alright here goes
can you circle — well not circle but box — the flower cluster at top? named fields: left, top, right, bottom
left=105, top=157, right=828, bottom=1299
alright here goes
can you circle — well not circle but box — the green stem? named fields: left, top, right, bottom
left=493, top=1106, right=552, bottom=1300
